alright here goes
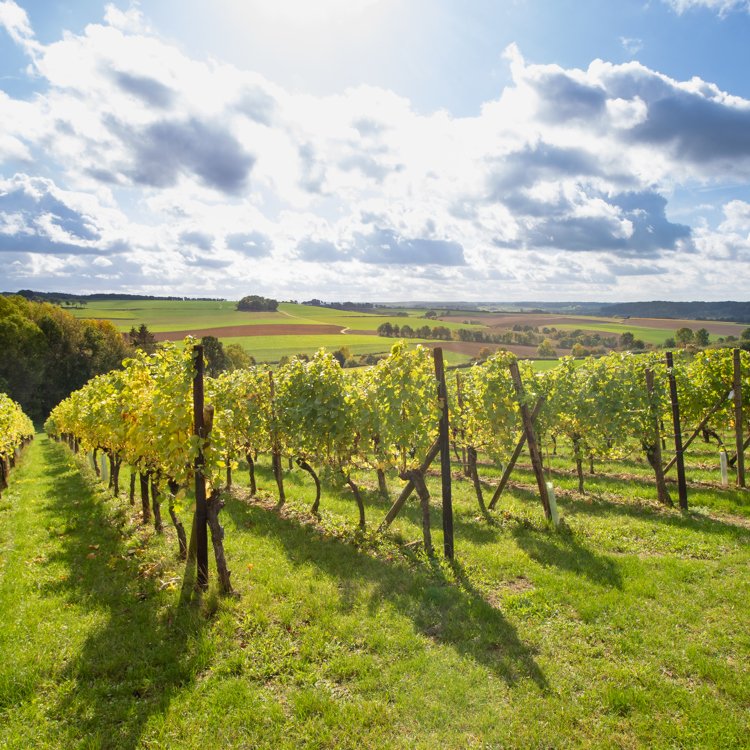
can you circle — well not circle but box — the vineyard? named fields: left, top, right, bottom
left=43, top=341, right=749, bottom=591
left=0, top=393, right=34, bottom=498
left=1, top=345, right=749, bottom=747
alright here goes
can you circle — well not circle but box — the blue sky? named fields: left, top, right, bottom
left=1, top=0, right=750, bottom=301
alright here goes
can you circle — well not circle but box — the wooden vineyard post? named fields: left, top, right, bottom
left=645, top=369, right=673, bottom=507
left=268, top=371, right=285, bottom=509
left=666, top=352, right=688, bottom=510
left=433, top=348, right=454, bottom=559
left=508, top=361, right=551, bottom=521
left=664, top=389, right=730, bottom=474
left=193, top=344, right=209, bottom=589
left=734, top=348, right=745, bottom=488
left=487, top=397, right=545, bottom=511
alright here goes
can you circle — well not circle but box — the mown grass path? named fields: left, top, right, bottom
left=1, top=434, right=750, bottom=749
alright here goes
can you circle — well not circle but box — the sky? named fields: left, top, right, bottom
left=2, top=0, right=750, bottom=302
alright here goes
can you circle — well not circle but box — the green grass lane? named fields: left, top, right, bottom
left=2, top=434, right=750, bottom=748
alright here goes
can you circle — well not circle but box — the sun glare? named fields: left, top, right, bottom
left=245, top=0, right=387, bottom=24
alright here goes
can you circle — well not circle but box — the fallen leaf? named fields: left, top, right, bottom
left=86, top=553, right=96, bottom=559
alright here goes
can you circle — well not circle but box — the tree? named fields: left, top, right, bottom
left=537, top=339, right=557, bottom=357
left=675, top=327, right=694, bottom=348
left=664, top=337, right=676, bottom=348
left=619, top=332, right=635, bottom=348
left=201, top=335, right=228, bottom=377
left=570, top=342, right=585, bottom=357
left=236, top=295, right=278, bottom=312
left=331, top=345, right=351, bottom=367
left=377, top=322, right=393, bottom=337
left=632, top=339, right=645, bottom=350
left=741, top=327, right=750, bottom=341
left=225, top=343, right=255, bottom=370
left=477, top=346, right=492, bottom=360
left=695, top=328, right=709, bottom=347
left=129, top=323, right=158, bottom=355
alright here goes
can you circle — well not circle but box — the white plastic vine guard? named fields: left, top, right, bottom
left=546, top=481, right=559, bottom=526
left=720, top=451, right=729, bottom=488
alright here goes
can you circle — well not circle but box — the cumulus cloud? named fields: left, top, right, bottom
left=0, top=0, right=37, bottom=49
left=108, top=117, right=255, bottom=194
left=297, top=237, right=345, bottom=262
left=351, top=229, right=466, bottom=265
left=226, top=231, right=273, bottom=257
left=718, top=200, right=750, bottom=232
left=0, top=175, right=114, bottom=255
left=103, top=3, right=149, bottom=33
left=179, top=230, right=214, bottom=251
left=113, top=71, right=176, bottom=108
left=1, top=5, right=750, bottom=298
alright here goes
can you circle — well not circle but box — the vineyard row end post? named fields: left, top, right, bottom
left=433, top=348, right=454, bottom=559
left=193, top=344, right=209, bottom=588
left=666, top=351, right=688, bottom=510
left=734, top=348, right=745, bottom=488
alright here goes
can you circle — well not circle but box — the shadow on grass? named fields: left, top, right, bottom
left=511, top=527, right=623, bottom=589
left=559, top=491, right=750, bottom=543
left=38, top=439, right=208, bottom=750
left=223, top=496, right=549, bottom=693
left=490, top=464, right=750, bottom=542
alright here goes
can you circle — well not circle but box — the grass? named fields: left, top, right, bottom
left=69, top=299, right=247, bottom=332
left=277, top=304, right=483, bottom=333
left=1, top=432, right=749, bottom=748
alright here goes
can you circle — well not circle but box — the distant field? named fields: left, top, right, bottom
left=69, top=300, right=255, bottom=332
left=65, top=299, right=742, bottom=367
left=69, top=300, right=481, bottom=336
left=445, top=311, right=739, bottom=347
left=279, top=304, right=479, bottom=332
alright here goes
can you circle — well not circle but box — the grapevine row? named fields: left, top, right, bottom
left=0, top=393, right=34, bottom=498
left=44, top=341, right=749, bottom=586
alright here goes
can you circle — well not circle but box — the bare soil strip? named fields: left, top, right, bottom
left=153, top=324, right=345, bottom=341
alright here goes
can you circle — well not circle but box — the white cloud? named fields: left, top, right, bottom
left=0, top=1, right=36, bottom=47
left=718, top=199, right=750, bottom=233
left=103, top=3, right=149, bottom=33
left=663, top=0, right=750, bottom=14
left=620, top=37, right=643, bottom=55
left=1, top=13, right=750, bottom=299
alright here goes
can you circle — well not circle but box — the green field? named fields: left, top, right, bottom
left=65, top=299, right=741, bottom=368
left=279, top=304, right=480, bottom=333
left=68, top=301, right=481, bottom=336
left=2, top=432, right=749, bottom=748
left=66, top=301, right=479, bottom=365
left=68, top=299, right=245, bottom=331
